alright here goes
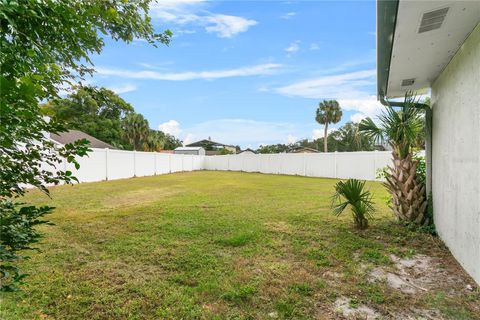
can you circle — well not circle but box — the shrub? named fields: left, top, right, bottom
left=331, top=179, right=375, bottom=230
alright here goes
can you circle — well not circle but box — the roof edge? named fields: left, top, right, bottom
left=377, top=0, right=400, bottom=100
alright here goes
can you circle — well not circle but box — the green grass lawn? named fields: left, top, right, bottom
left=1, top=171, right=478, bottom=319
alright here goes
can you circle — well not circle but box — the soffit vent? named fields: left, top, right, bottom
left=418, top=7, right=449, bottom=33
left=401, top=78, right=415, bottom=87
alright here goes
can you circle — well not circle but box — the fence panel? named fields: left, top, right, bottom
left=155, top=154, right=171, bottom=175
left=68, top=148, right=107, bottom=182
left=304, top=153, right=336, bottom=178
left=281, top=154, right=304, bottom=176
left=108, top=149, right=135, bottom=180
left=135, top=151, right=155, bottom=177
left=170, top=154, right=184, bottom=173
left=183, top=155, right=194, bottom=172
left=202, top=151, right=399, bottom=181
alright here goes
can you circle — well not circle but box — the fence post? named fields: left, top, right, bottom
left=303, top=153, right=307, bottom=176
left=133, top=150, right=136, bottom=177
left=373, top=150, right=378, bottom=180
left=334, top=151, right=338, bottom=179
left=169, top=154, right=172, bottom=173
left=105, top=148, right=109, bottom=180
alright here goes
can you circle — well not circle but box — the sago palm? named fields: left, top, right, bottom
left=315, top=100, right=342, bottom=152
left=332, top=179, right=375, bottom=230
left=358, top=93, right=427, bottom=224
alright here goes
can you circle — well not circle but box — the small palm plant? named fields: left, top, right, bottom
left=331, top=179, right=375, bottom=230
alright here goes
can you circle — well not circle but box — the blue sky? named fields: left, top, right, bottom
left=87, top=0, right=380, bottom=148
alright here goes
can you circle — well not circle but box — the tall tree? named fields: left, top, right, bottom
left=163, top=134, right=183, bottom=150
left=43, top=86, right=135, bottom=149
left=315, top=100, right=343, bottom=152
left=123, top=113, right=150, bottom=151
left=358, top=94, right=427, bottom=225
left=0, top=0, right=171, bottom=290
left=144, top=130, right=166, bottom=152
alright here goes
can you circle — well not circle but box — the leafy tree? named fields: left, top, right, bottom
left=322, top=122, right=375, bottom=152
left=257, top=144, right=291, bottom=154
left=332, top=179, right=375, bottom=230
left=43, top=86, right=135, bottom=149
left=123, top=113, right=150, bottom=151
left=0, top=0, right=171, bottom=290
left=358, top=94, right=427, bottom=225
left=163, top=134, right=183, bottom=150
left=315, top=100, right=343, bottom=152
left=219, top=148, right=235, bottom=155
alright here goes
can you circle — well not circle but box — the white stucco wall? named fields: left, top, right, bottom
left=431, top=23, right=480, bottom=284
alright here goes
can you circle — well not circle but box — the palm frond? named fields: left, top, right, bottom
left=358, top=117, right=384, bottom=144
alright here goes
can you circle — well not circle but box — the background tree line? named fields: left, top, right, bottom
left=257, top=97, right=426, bottom=154
left=42, top=86, right=182, bottom=151
left=257, top=121, right=377, bottom=154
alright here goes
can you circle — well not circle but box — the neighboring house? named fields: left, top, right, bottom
left=50, top=130, right=114, bottom=149
left=290, top=147, right=319, bottom=153
left=377, top=0, right=480, bottom=284
left=238, top=148, right=257, bottom=155
left=186, top=138, right=237, bottom=154
left=174, top=147, right=206, bottom=156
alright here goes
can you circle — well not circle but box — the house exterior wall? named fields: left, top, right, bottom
left=431, top=24, right=480, bottom=284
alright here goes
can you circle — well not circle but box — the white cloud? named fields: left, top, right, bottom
left=285, top=40, right=300, bottom=57
left=275, top=69, right=376, bottom=99
left=107, top=84, right=137, bottom=94
left=183, top=133, right=196, bottom=146
left=310, top=43, right=320, bottom=51
left=275, top=69, right=384, bottom=120
left=149, top=1, right=257, bottom=38
left=205, top=14, right=258, bottom=38
left=286, top=134, right=297, bottom=144
left=281, top=12, right=297, bottom=19
left=350, top=113, right=368, bottom=123
left=159, top=120, right=181, bottom=137
left=312, top=129, right=323, bottom=140
left=338, top=96, right=384, bottom=119
left=96, top=63, right=282, bottom=81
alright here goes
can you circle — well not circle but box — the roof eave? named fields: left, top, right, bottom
left=377, top=0, right=399, bottom=100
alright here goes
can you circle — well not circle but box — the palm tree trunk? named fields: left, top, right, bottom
left=384, top=151, right=428, bottom=224
left=324, top=123, right=328, bottom=152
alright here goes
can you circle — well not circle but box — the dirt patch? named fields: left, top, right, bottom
left=368, top=254, right=471, bottom=296
left=334, top=297, right=381, bottom=319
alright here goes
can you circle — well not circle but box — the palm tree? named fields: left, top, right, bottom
left=315, top=100, right=342, bottom=152
left=123, top=113, right=149, bottom=150
left=332, top=179, right=375, bottom=230
left=358, top=93, right=427, bottom=224
left=144, top=130, right=165, bottom=152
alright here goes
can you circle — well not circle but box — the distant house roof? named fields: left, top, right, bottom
left=175, top=147, right=204, bottom=151
left=50, top=130, right=114, bottom=149
left=290, top=147, right=319, bottom=153
left=185, top=139, right=233, bottom=148
left=239, top=148, right=257, bottom=154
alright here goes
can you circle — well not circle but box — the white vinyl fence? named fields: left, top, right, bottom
left=57, top=149, right=403, bottom=184
left=60, top=148, right=205, bottom=183
left=204, top=151, right=394, bottom=181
